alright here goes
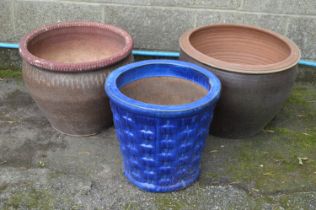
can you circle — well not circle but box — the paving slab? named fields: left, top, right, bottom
left=0, top=70, right=316, bottom=209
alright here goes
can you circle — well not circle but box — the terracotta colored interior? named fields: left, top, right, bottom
left=120, top=77, right=208, bottom=105
left=27, top=26, right=126, bottom=64
left=190, top=26, right=292, bottom=65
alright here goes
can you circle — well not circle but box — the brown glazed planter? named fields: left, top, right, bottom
left=19, top=22, right=133, bottom=136
left=179, top=24, right=301, bottom=138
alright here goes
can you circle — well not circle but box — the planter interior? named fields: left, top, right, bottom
left=27, top=25, right=127, bottom=64
left=106, top=60, right=222, bottom=117
left=191, top=26, right=290, bottom=65
left=181, top=24, right=300, bottom=73
left=120, top=77, right=207, bottom=105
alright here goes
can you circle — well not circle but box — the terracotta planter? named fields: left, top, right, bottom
left=19, top=22, right=133, bottom=136
left=179, top=24, right=301, bottom=138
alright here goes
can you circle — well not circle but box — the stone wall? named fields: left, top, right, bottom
left=1, top=0, right=316, bottom=59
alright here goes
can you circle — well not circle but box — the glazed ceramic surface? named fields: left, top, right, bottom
left=180, top=24, right=300, bottom=138
left=20, top=22, right=133, bottom=136
left=105, top=60, right=221, bottom=192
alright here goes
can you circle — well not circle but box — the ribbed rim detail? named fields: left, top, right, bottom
left=179, top=24, right=301, bottom=74
left=19, top=21, right=133, bottom=72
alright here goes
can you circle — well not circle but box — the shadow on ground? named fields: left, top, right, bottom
left=0, top=66, right=315, bottom=209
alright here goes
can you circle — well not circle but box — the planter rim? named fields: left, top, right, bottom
left=105, top=60, right=221, bottom=117
left=179, top=24, right=301, bottom=74
left=19, top=21, right=133, bottom=72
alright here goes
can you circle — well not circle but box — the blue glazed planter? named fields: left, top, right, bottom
left=105, top=60, right=221, bottom=192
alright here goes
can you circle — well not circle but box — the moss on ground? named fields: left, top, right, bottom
left=0, top=69, right=22, bottom=79
left=0, top=183, right=8, bottom=193
left=154, top=195, right=189, bottom=210
left=122, top=195, right=190, bottom=210
left=202, top=82, right=316, bottom=194
left=124, top=202, right=141, bottom=210
left=2, top=184, right=78, bottom=209
left=3, top=188, right=55, bottom=210
left=274, top=192, right=316, bottom=209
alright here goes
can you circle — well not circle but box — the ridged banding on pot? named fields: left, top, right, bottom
left=23, top=62, right=109, bottom=89
left=19, top=22, right=133, bottom=136
left=180, top=24, right=300, bottom=74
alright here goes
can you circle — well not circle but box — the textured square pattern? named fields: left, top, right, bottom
left=111, top=102, right=214, bottom=192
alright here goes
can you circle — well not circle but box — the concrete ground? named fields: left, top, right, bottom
left=0, top=67, right=316, bottom=209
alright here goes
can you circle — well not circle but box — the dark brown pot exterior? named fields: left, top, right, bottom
left=179, top=24, right=301, bottom=138
left=181, top=52, right=297, bottom=138
left=22, top=56, right=132, bottom=136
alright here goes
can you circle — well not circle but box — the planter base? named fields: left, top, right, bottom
left=124, top=170, right=200, bottom=193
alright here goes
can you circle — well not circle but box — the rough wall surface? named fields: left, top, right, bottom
left=0, top=0, right=315, bottom=59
